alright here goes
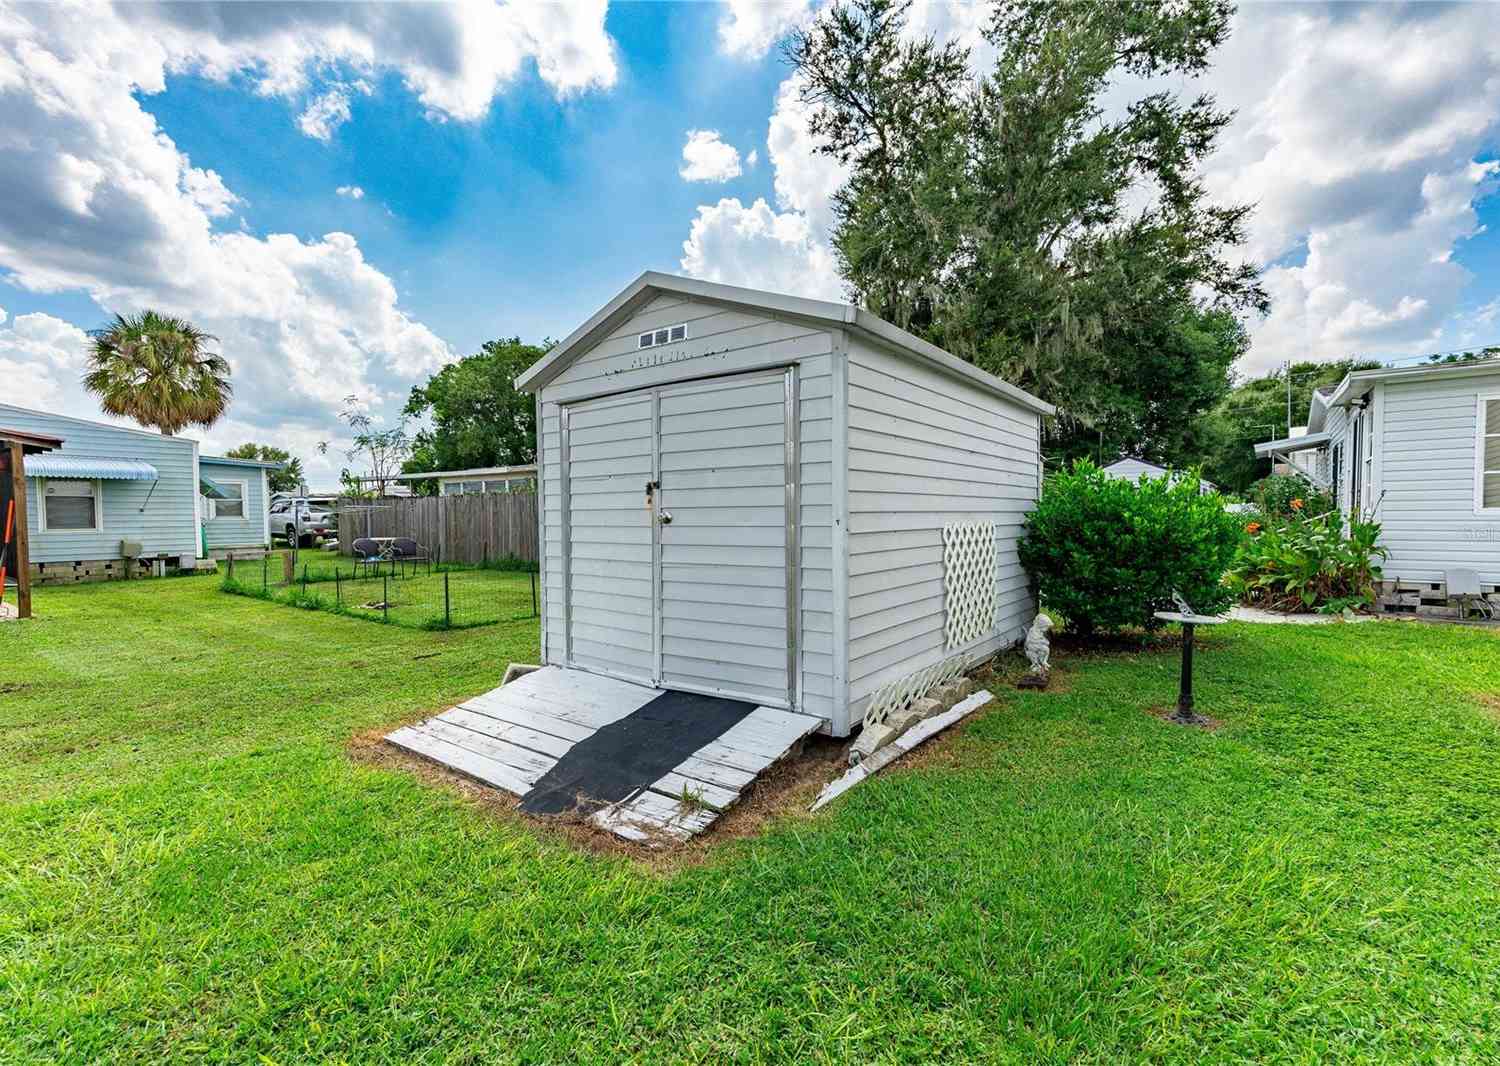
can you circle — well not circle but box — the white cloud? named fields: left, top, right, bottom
left=718, top=0, right=814, bottom=60
left=183, top=167, right=238, bottom=218
left=680, top=197, right=842, bottom=300
left=108, top=1, right=618, bottom=122
left=0, top=310, right=91, bottom=410
left=687, top=5, right=978, bottom=298
left=679, top=130, right=743, bottom=183
left=1193, top=4, right=1500, bottom=372
left=766, top=74, right=849, bottom=239
left=0, top=2, right=487, bottom=483
left=680, top=75, right=847, bottom=296
left=335, top=185, right=365, bottom=200
left=297, top=87, right=353, bottom=141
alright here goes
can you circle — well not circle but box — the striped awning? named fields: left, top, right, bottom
left=25, top=456, right=159, bottom=480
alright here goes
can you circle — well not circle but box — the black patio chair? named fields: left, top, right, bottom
left=390, top=537, right=430, bottom=578
left=351, top=537, right=386, bottom=578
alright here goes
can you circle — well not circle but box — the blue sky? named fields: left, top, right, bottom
left=2, top=1, right=1499, bottom=482
left=127, top=2, right=790, bottom=358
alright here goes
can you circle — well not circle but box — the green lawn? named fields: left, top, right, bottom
left=227, top=550, right=539, bottom=629
left=252, top=548, right=536, bottom=584
left=3, top=579, right=1499, bottom=1062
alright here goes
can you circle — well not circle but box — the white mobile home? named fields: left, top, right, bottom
left=517, top=272, right=1053, bottom=737
left=1101, top=457, right=1216, bottom=494
left=392, top=464, right=537, bottom=496
left=1256, top=358, right=1500, bottom=598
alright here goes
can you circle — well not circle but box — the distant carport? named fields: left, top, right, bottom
left=1, top=426, right=63, bottom=620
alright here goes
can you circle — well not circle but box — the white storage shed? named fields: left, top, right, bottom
left=517, top=273, right=1054, bottom=738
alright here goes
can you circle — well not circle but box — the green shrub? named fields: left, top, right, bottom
left=1018, top=460, right=1242, bottom=634
left=1247, top=474, right=1334, bottom=521
left=1227, top=509, right=1387, bottom=613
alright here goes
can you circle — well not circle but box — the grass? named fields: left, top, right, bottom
left=253, top=548, right=537, bottom=585
left=4, top=580, right=1500, bottom=1062
left=223, top=552, right=539, bottom=629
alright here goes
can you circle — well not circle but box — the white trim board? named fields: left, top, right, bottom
left=811, top=690, right=994, bottom=812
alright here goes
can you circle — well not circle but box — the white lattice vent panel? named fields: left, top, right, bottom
left=943, top=520, right=998, bottom=649
left=862, top=654, right=967, bottom=730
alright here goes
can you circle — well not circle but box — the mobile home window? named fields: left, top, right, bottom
left=1361, top=407, right=1374, bottom=512
left=42, top=479, right=100, bottom=531
left=212, top=481, right=246, bottom=519
left=1481, top=397, right=1500, bottom=510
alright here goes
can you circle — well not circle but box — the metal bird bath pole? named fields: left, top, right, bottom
left=1152, top=608, right=1227, bottom=725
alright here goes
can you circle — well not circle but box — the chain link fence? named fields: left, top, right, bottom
left=220, top=549, right=538, bottom=630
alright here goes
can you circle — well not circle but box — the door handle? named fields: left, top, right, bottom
left=658, top=510, right=673, bottom=525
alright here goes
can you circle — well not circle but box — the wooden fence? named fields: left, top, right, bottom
left=337, top=493, right=538, bottom=565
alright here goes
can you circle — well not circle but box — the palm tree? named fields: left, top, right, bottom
left=82, top=311, right=232, bottom=435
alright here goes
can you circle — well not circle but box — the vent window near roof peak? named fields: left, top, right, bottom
left=638, top=323, right=687, bottom=349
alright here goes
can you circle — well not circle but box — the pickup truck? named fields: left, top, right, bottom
left=269, top=496, right=339, bottom=547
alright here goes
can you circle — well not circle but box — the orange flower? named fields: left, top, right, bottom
left=1290, top=498, right=1304, bottom=510
left=1246, top=521, right=1261, bottom=534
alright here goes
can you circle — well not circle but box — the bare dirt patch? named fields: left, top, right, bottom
left=965, top=646, right=1078, bottom=695
left=0, top=682, right=29, bottom=695
left=1146, top=704, right=1223, bottom=730
left=1475, top=693, right=1500, bottom=722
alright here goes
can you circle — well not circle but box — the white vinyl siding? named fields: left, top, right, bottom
left=564, top=393, right=655, bottom=685
left=843, top=334, right=1038, bottom=710
left=546, top=292, right=831, bottom=403
left=657, top=371, right=790, bottom=707
left=538, top=292, right=837, bottom=724
left=531, top=286, right=1046, bottom=736
left=1375, top=371, right=1500, bottom=584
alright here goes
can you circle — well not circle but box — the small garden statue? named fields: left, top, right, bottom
left=1017, top=612, right=1053, bottom=689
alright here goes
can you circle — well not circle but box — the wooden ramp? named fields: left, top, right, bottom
left=386, top=666, right=823, bottom=843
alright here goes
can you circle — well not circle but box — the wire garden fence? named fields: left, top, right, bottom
left=219, top=550, right=538, bottom=630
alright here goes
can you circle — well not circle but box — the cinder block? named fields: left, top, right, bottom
left=930, top=679, right=975, bottom=708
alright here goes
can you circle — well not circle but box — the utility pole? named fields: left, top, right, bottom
left=1285, top=360, right=1293, bottom=438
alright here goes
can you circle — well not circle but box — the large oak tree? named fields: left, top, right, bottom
left=788, top=0, right=1266, bottom=465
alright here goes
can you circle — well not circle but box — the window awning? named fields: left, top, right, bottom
left=1253, top=431, right=1330, bottom=458
left=199, top=474, right=232, bottom=500
left=25, top=456, right=159, bottom=480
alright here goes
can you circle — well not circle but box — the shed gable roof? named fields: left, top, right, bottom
left=516, top=272, right=1055, bottom=416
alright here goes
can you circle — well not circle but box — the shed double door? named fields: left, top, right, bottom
left=562, top=368, right=797, bottom=708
